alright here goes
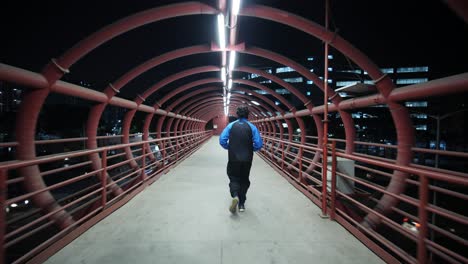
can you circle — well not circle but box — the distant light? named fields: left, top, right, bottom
left=228, top=79, right=233, bottom=90
left=11, top=203, right=18, bottom=208
left=24, top=200, right=29, bottom=205
left=328, top=55, right=333, bottom=59
left=8, top=147, right=12, bottom=152
left=64, top=157, right=69, bottom=161
left=247, top=93, right=252, bottom=95
left=217, top=14, right=226, bottom=49
left=229, top=51, right=236, bottom=71
left=328, top=67, right=333, bottom=72
left=232, top=0, right=241, bottom=15
left=221, top=67, right=226, bottom=83
left=307, top=57, right=314, bottom=61
left=275, top=101, right=280, bottom=105
left=282, top=123, right=288, bottom=128
left=251, top=100, right=260, bottom=106
left=306, top=91, right=311, bottom=96
left=118, top=120, right=121, bottom=123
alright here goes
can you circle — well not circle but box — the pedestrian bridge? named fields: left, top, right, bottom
left=1, top=1, right=467, bottom=263
left=45, top=137, right=382, bottom=264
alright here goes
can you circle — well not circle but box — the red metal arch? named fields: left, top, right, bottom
left=10, top=0, right=417, bottom=231
left=240, top=5, right=414, bottom=227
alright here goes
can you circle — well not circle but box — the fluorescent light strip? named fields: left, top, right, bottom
left=229, top=51, right=236, bottom=71
left=221, top=66, right=226, bottom=83
left=232, top=0, right=241, bottom=15
left=217, top=14, right=226, bottom=49
left=228, top=79, right=233, bottom=90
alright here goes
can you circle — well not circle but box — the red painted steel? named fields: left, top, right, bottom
left=0, top=1, right=466, bottom=263
left=321, top=0, right=330, bottom=217
left=241, top=5, right=415, bottom=229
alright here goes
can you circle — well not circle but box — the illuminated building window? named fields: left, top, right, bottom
left=396, top=78, right=428, bottom=85
left=338, top=69, right=362, bottom=74
left=275, top=89, right=291, bottom=94
left=306, top=91, right=311, bottom=96
left=254, top=90, right=268, bottom=95
left=381, top=68, right=394, bottom=73
left=405, top=101, right=428, bottom=107
left=306, top=80, right=314, bottom=85
left=265, top=68, right=272, bottom=74
left=260, top=80, right=272, bottom=84
left=283, top=77, right=303, bottom=83
left=336, top=81, right=358, bottom=87
left=307, top=57, right=314, bottom=61
left=410, top=113, right=428, bottom=119
left=415, top=124, right=427, bottom=130
left=276, top=67, right=295, bottom=73
left=397, top=66, right=429, bottom=73
left=328, top=55, right=333, bottom=59
left=328, top=67, right=333, bottom=72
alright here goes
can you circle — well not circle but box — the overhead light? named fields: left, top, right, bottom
left=217, top=14, right=226, bottom=49
left=229, top=51, right=236, bottom=71
left=232, top=0, right=241, bottom=15
left=228, top=79, right=233, bottom=90
left=11, top=203, right=18, bottom=208
left=221, top=67, right=226, bottom=83
left=228, top=92, right=231, bottom=100
left=251, top=100, right=260, bottom=106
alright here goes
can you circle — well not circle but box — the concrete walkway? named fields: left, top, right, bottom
left=46, top=137, right=384, bottom=264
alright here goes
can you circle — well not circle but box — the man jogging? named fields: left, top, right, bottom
left=219, top=105, right=263, bottom=213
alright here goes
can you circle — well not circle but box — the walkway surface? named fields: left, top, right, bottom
left=46, top=137, right=384, bottom=264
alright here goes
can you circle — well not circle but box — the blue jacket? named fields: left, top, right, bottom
left=219, top=118, right=263, bottom=159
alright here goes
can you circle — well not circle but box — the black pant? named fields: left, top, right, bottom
left=227, top=161, right=252, bottom=205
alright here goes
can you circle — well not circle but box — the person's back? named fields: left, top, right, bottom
left=219, top=105, right=263, bottom=213
left=228, top=120, right=253, bottom=162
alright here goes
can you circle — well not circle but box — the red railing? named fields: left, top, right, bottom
left=256, top=135, right=468, bottom=264
left=0, top=131, right=212, bottom=264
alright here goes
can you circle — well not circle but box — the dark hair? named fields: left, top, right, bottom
left=236, top=105, right=249, bottom=119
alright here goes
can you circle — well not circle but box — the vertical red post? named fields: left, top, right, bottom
left=418, top=175, right=429, bottom=263
left=175, top=136, right=179, bottom=161
left=162, top=138, right=167, bottom=170
left=141, top=143, right=146, bottom=182
left=330, top=140, right=337, bottom=220
left=0, top=169, right=7, bottom=264
left=321, top=0, right=330, bottom=217
left=298, top=145, right=303, bottom=182
left=281, top=140, right=285, bottom=171
left=100, top=150, right=107, bottom=209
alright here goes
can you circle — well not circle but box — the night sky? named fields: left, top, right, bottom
left=1, top=0, right=467, bottom=98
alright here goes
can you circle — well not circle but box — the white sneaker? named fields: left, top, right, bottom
left=239, top=204, right=245, bottom=212
left=229, top=197, right=239, bottom=213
